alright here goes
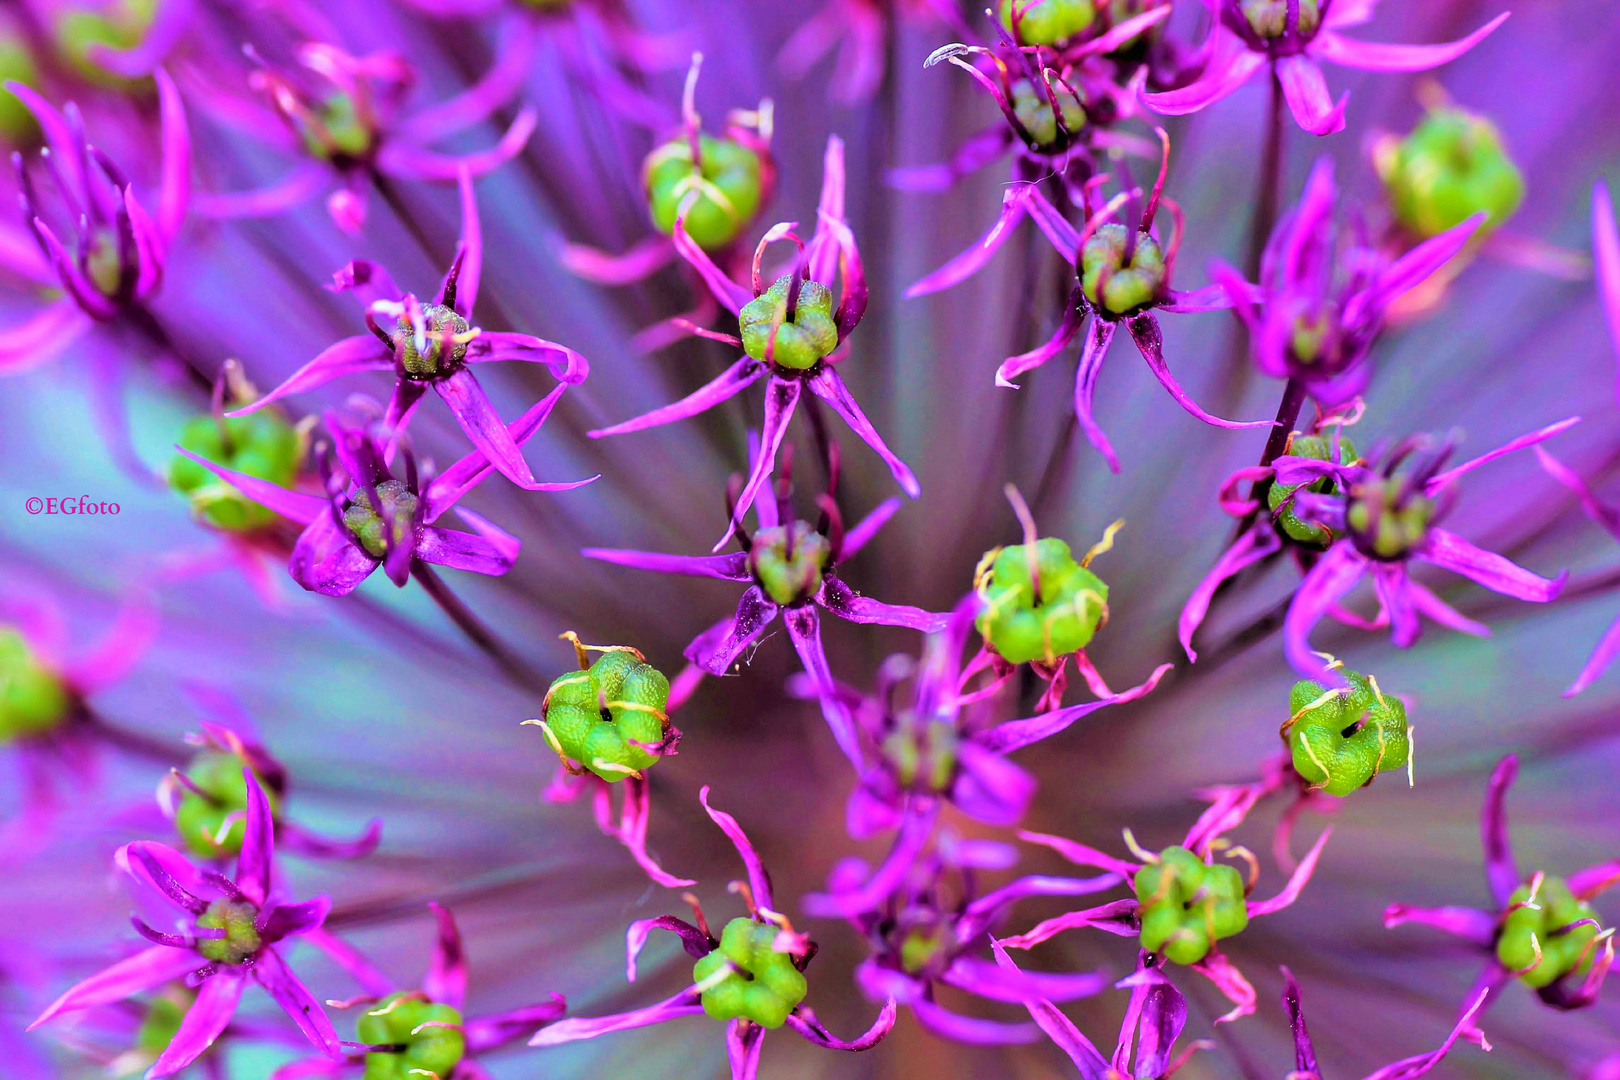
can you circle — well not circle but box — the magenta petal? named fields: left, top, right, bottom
left=0, top=298, right=92, bottom=375
left=1073, top=315, right=1121, bottom=472
left=290, top=515, right=379, bottom=597
left=1190, top=951, right=1256, bottom=1024
left=999, top=899, right=1145, bottom=950
left=910, top=995, right=1040, bottom=1045
left=1017, top=832, right=1141, bottom=880
left=1567, top=608, right=1620, bottom=697
left=688, top=587, right=781, bottom=675
left=1180, top=524, right=1283, bottom=662
left=614, top=775, right=697, bottom=888
left=235, top=770, right=275, bottom=905
left=301, top=927, right=393, bottom=997
left=1425, top=416, right=1580, bottom=493
left=66, top=590, right=158, bottom=694
left=172, top=449, right=327, bottom=526
left=402, top=18, right=534, bottom=141
left=560, top=235, right=677, bottom=284
left=1281, top=966, right=1320, bottom=1077
left=1142, top=33, right=1265, bottom=115
left=783, top=603, right=866, bottom=770
left=727, top=376, right=803, bottom=544
left=148, top=972, right=245, bottom=1077
left=1595, top=182, right=1620, bottom=395
left=30, top=946, right=200, bottom=1028
left=1535, top=446, right=1620, bottom=537
left=253, top=947, right=341, bottom=1056
left=1025, top=187, right=1081, bottom=265
left=1248, top=829, right=1332, bottom=917
left=377, top=107, right=538, bottom=181
left=1406, top=579, right=1490, bottom=638
left=229, top=336, right=391, bottom=414
left=1570, top=859, right=1620, bottom=901
left=1416, top=528, right=1566, bottom=602
left=1129, top=315, right=1274, bottom=431
left=1359, top=213, right=1484, bottom=316
left=801, top=801, right=936, bottom=917
left=414, top=521, right=518, bottom=577
left=727, top=1016, right=766, bottom=1079
left=699, top=785, right=775, bottom=912
left=436, top=370, right=540, bottom=488
left=153, top=68, right=190, bottom=245
left=807, top=368, right=920, bottom=497
left=1481, top=755, right=1521, bottom=909
left=1310, top=13, right=1510, bottom=73
left=192, top=161, right=328, bottom=219
left=1361, top=987, right=1491, bottom=1080
left=425, top=382, right=574, bottom=520
left=422, top=902, right=467, bottom=1009
left=960, top=873, right=1125, bottom=941
left=670, top=201, right=753, bottom=314
left=259, top=897, right=331, bottom=943
left=530, top=990, right=703, bottom=1045
left=941, top=955, right=1109, bottom=1004
left=116, top=841, right=209, bottom=911
left=590, top=358, right=767, bottom=437
left=1372, top=563, right=1420, bottom=648
left=979, top=663, right=1172, bottom=754
left=1276, top=55, right=1347, bottom=136
left=626, top=915, right=712, bottom=983
left=444, top=166, right=482, bottom=313
left=1380, top=904, right=1499, bottom=946
left=815, top=577, right=949, bottom=632
left=584, top=548, right=750, bottom=580
left=278, top=819, right=383, bottom=861
left=887, top=126, right=1011, bottom=192
left=904, top=187, right=1030, bottom=298
left=998, top=289, right=1084, bottom=387
left=840, top=497, right=901, bottom=560
left=952, top=742, right=1038, bottom=827
left=989, top=943, right=1110, bottom=1071
left=463, top=995, right=568, bottom=1053
left=1284, top=541, right=1369, bottom=676
left=328, top=260, right=404, bottom=307
left=785, top=999, right=897, bottom=1051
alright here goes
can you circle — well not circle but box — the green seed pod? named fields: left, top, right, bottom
left=1286, top=669, right=1409, bottom=797
left=1238, top=0, right=1320, bottom=39
left=748, top=521, right=833, bottom=605
left=1384, top=106, right=1524, bottom=239
left=1345, top=476, right=1433, bottom=559
left=541, top=648, right=671, bottom=782
left=739, top=276, right=840, bottom=370
left=173, top=750, right=284, bottom=859
left=898, top=920, right=955, bottom=975
left=692, top=917, right=808, bottom=1028
left=343, top=480, right=421, bottom=559
left=645, top=134, right=765, bottom=251
left=1496, top=876, right=1602, bottom=989
left=169, top=410, right=303, bottom=534
left=300, top=92, right=376, bottom=163
left=395, top=304, right=473, bottom=380
left=134, top=987, right=193, bottom=1060
left=0, top=626, right=71, bottom=745
left=1134, top=845, right=1249, bottom=965
left=1010, top=78, right=1087, bottom=152
left=53, top=0, right=155, bottom=84
left=997, top=0, right=1096, bottom=46
left=1268, top=434, right=1358, bottom=546
left=974, top=537, right=1109, bottom=665
left=195, top=899, right=262, bottom=966
left=0, top=34, right=39, bottom=145
left=1080, top=224, right=1166, bottom=317
left=881, top=716, right=959, bottom=794
left=357, top=992, right=466, bottom=1080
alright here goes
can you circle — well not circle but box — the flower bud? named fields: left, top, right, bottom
left=543, top=649, right=671, bottom=782
left=0, top=626, right=71, bottom=744
left=1384, top=106, right=1524, bottom=239
left=1345, top=476, right=1432, bottom=560
left=692, top=917, right=809, bottom=1028
left=1135, top=845, right=1248, bottom=965
left=1011, top=78, right=1087, bottom=152
left=739, top=275, right=839, bottom=370
left=195, top=898, right=263, bottom=966
left=1237, top=0, right=1320, bottom=40
left=644, top=134, right=765, bottom=251
left=1080, top=224, right=1166, bottom=317
left=357, top=992, right=467, bottom=1080
left=394, top=304, right=473, bottom=380
left=974, top=538, right=1108, bottom=665
left=169, top=411, right=303, bottom=533
left=1286, top=668, right=1408, bottom=797
left=748, top=521, right=833, bottom=605
left=173, top=750, right=284, bottom=859
left=1497, top=876, right=1602, bottom=989
left=1268, top=434, right=1357, bottom=546
left=343, top=480, right=420, bottom=559
left=997, top=0, right=1096, bottom=46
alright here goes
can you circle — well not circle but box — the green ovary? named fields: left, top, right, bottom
left=0, top=627, right=71, bottom=744
left=1286, top=669, right=1409, bottom=797
left=1346, top=477, right=1432, bottom=559
left=1080, top=224, right=1166, bottom=317
left=975, top=537, right=1108, bottom=664
left=342, top=480, right=420, bottom=559
left=195, top=899, right=262, bottom=966
left=1011, top=78, right=1087, bottom=150
left=997, top=0, right=1095, bottom=46
left=169, top=411, right=302, bottom=533
left=645, top=134, right=764, bottom=251
left=300, top=92, right=375, bottom=163
left=395, top=304, right=471, bottom=380
left=748, top=521, right=832, bottom=605
left=357, top=992, right=466, bottom=1080
left=693, top=917, right=808, bottom=1028
left=739, top=276, right=839, bottom=370
left=173, top=750, right=282, bottom=858
left=881, top=716, right=958, bottom=794
left=543, top=649, right=671, bottom=782
left=1386, top=107, right=1524, bottom=239
left=1497, top=876, right=1602, bottom=989
left=1239, top=0, right=1320, bottom=38
left=1268, top=434, right=1356, bottom=546
left=1135, top=845, right=1249, bottom=965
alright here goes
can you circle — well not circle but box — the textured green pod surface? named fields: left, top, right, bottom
left=1080, top=224, right=1166, bottom=317
left=1387, top=107, right=1524, bottom=239
left=997, top=0, right=1095, bottom=45
left=195, top=899, right=262, bottom=965
left=693, top=917, right=808, bottom=1028
left=0, top=627, right=71, bottom=744
left=881, top=717, right=959, bottom=794
left=394, top=304, right=472, bottom=379
left=1346, top=477, right=1433, bottom=559
left=358, top=992, right=466, bottom=1080
left=543, top=650, right=670, bottom=782
left=343, top=480, right=420, bottom=559
left=1287, top=670, right=1409, bottom=797
left=1269, top=435, right=1357, bottom=546
left=739, top=276, right=839, bottom=370
left=748, top=521, right=832, bottom=604
left=645, top=134, right=764, bottom=250
left=1011, top=78, right=1087, bottom=150
left=1135, top=846, right=1248, bottom=965
left=1497, top=877, right=1602, bottom=989
left=173, top=750, right=282, bottom=858
left=975, top=538, right=1108, bottom=664
left=170, top=411, right=303, bottom=533
left=1239, top=0, right=1320, bottom=38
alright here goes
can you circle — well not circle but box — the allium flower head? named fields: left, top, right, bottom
left=533, top=633, right=677, bottom=784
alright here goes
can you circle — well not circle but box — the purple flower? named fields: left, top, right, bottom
left=1142, top=1, right=1509, bottom=137
left=273, top=901, right=566, bottom=1078
left=991, top=944, right=1212, bottom=1078
left=179, top=396, right=591, bottom=596
left=29, top=771, right=343, bottom=1077
left=530, top=787, right=896, bottom=1078
left=584, top=451, right=946, bottom=771
left=803, top=830, right=1117, bottom=1044
left=588, top=135, right=920, bottom=526
left=1211, top=156, right=1484, bottom=408
left=228, top=167, right=589, bottom=491
left=1277, top=418, right=1573, bottom=677
left=1385, top=756, right=1618, bottom=1018
left=908, top=137, right=1270, bottom=471
left=194, top=40, right=535, bottom=233
left=1281, top=965, right=1490, bottom=1080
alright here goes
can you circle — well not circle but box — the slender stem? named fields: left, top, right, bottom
left=410, top=563, right=550, bottom=694
left=1246, top=69, right=1288, bottom=281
